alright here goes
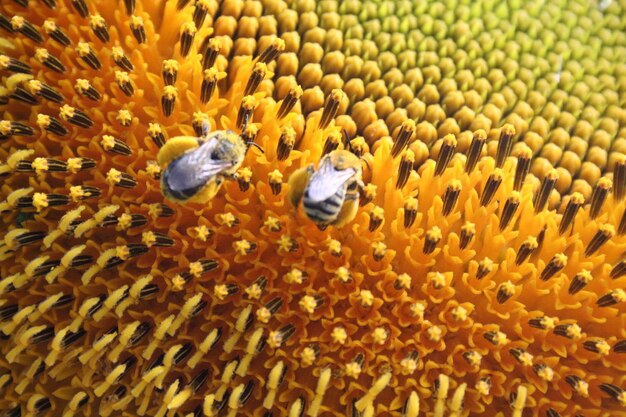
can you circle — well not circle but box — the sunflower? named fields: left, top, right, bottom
left=1, top=0, right=625, bottom=417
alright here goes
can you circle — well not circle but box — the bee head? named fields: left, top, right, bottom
left=339, top=128, right=371, bottom=174
left=211, top=130, right=248, bottom=161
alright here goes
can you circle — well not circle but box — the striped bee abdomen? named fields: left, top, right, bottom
left=302, top=186, right=347, bottom=225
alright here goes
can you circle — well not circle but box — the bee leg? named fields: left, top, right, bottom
left=332, top=198, right=359, bottom=228
left=156, top=136, right=201, bottom=166
left=287, top=165, right=313, bottom=208
left=186, top=178, right=222, bottom=204
left=221, top=172, right=238, bottom=181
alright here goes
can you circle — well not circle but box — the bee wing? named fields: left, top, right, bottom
left=306, top=158, right=356, bottom=202
left=187, top=136, right=235, bottom=177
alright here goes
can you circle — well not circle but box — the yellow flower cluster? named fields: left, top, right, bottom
left=0, top=0, right=625, bottom=417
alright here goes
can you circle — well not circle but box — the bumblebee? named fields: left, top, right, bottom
left=157, top=122, right=247, bottom=204
left=288, top=150, right=365, bottom=229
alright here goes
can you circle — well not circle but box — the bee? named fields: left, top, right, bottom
left=157, top=121, right=252, bottom=204
left=288, top=149, right=365, bottom=229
